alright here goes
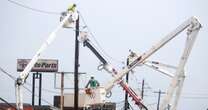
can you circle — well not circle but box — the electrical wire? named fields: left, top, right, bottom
left=116, top=100, right=125, bottom=105
left=7, top=0, right=60, bottom=15
left=25, top=83, right=60, bottom=94
left=0, top=66, right=59, bottom=109
left=22, top=75, right=59, bottom=94
left=7, top=0, right=122, bottom=64
left=146, top=102, right=157, bottom=106
left=129, top=73, right=154, bottom=96
left=0, top=97, right=17, bottom=110
left=130, top=73, right=154, bottom=94
left=145, top=94, right=208, bottom=100
left=182, top=91, right=208, bottom=95
left=182, top=96, right=208, bottom=99
left=0, top=67, right=16, bottom=80
left=22, top=85, right=58, bottom=108
left=6, top=0, right=125, bottom=65
left=0, top=66, right=60, bottom=94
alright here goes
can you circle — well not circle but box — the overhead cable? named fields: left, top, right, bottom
left=7, top=0, right=60, bottom=15
left=0, top=66, right=59, bottom=108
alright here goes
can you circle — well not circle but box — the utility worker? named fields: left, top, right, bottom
left=85, top=76, right=100, bottom=97
left=85, top=76, right=100, bottom=89
left=67, top=4, right=76, bottom=12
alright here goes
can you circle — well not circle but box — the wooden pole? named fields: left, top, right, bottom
left=61, top=72, right=64, bottom=110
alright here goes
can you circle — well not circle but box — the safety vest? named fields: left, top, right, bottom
left=89, top=79, right=98, bottom=88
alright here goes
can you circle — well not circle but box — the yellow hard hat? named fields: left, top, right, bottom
left=68, top=3, right=76, bottom=12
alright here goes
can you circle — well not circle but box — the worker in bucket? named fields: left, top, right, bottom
left=85, top=76, right=100, bottom=98
left=67, top=3, right=76, bottom=12
left=85, top=76, right=100, bottom=89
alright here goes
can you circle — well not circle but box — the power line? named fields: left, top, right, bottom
left=25, top=82, right=60, bottom=94
left=6, top=0, right=125, bottom=65
left=0, top=97, right=17, bottom=110
left=0, top=66, right=59, bottom=94
left=154, top=90, right=166, bottom=110
left=145, top=94, right=208, bottom=99
left=182, top=96, right=208, bottom=99
left=23, top=85, right=56, bottom=107
left=7, top=0, right=60, bottom=15
left=0, top=67, right=59, bottom=109
left=116, top=100, right=125, bottom=105
left=182, top=92, right=208, bottom=95
left=0, top=67, right=16, bottom=80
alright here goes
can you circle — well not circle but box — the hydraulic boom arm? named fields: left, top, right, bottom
left=15, top=5, right=78, bottom=110
left=79, top=33, right=148, bottom=109
left=80, top=17, right=201, bottom=110
left=104, top=17, right=201, bottom=91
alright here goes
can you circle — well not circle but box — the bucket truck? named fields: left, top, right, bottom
left=79, top=16, right=201, bottom=110
left=15, top=4, right=78, bottom=110
left=15, top=2, right=201, bottom=109
left=79, top=32, right=148, bottom=109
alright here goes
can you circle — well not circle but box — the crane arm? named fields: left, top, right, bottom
left=79, top=32, right=148, bottom=109
left=15, top=5, right=78, bottom=110
left=79, top=17, right=201, bottom=110
left=145, top=60, right=177, bottom=69
left=104, top=17, right=201, bottom=91
left=160, top=17, right=201, bottom=110
left=16, top=11, right=76, bottom=84
left=143, top=60, right=177, bottom=78
left=83, top=39, right=107, bottom=65
left=79, top=33, right=115, bottom=74
left=143, top=62, right=175, bottom=78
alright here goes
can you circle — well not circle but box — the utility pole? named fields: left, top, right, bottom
left=60, top=72, right=64, bottom=110
left=141, top=79, right=145, bottom=99
left=138, top=79, right=145, bottom=110
left=154, top=89, right=165, bottom=110
left=38, top=73, right=42, bottom=106
left=74, top=13, right=80, bottom=110
left=32, top=73, right=35, bottom=106
left=167, top=104, right=171, bottom=110
left=32, top=72, right=42, bottom=106
left=124, top=58, right=129, bottom=110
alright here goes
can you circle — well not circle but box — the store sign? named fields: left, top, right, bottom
left=17, top=59, right=58, bottom=72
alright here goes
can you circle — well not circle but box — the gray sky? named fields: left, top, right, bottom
left=0, top=0, right=208, bottom=110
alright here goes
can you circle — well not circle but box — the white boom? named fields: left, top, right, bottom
left=79, top=16, right=201, bottom=110
left=102, top=17, right=201, bottom=110
left=79, top=33, right=148, bottom=109
left=104, top=17, right=201, bottom=90
left=15, top=5, right=78, bottom=110
left=143, top=61, right=175, bottom=78
left=160, top=17, right=201, bottom=110
left=15, top=5, right=201, bottom=109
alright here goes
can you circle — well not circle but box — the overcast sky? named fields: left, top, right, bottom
left=0, top=0, right=208, bottom=110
